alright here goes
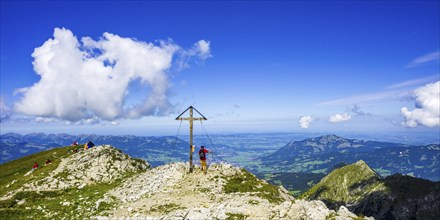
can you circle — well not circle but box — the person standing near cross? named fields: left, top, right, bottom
left=198, top=146, right=210, bottom=174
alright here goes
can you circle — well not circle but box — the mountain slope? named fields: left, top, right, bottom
left=0, top=145, right=366, bottom=220
left=260, top=135, right=440, bottom=181
left=301, top=160, right=385, bottom=208
left=0, top=145, right=149, bottom=219
left=302, top=160, right=440, bottom=219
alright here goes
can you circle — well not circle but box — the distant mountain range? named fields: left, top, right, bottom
left=2, top=133, right=439, bottom=183
left=0, top=132, right=189, bottom=166
left=259, top=135, right=440, bottom=181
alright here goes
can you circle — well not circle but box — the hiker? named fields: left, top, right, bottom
left=45, top=159, right=52, bottom=165
left=84, top=141, right=95, bottom=150
left=33, top=162, right=39, bottom=170
left=199, top=146, right=209, bottom=174
left=88, top=141, right=95, bottom=149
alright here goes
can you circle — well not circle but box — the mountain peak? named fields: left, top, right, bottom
left=354, top=159, right=368, bottom=167
left=0, top=145, right=365, bottom=219
left=301, top=160, right=382, bottom=208
left=5, top=145, right=150, bottom=197
left=315, top=134, right=344, bottom=143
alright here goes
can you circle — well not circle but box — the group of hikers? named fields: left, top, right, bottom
left=32, top=141, right=95, bottom=170
left=31, top=159, right=52, bottom=171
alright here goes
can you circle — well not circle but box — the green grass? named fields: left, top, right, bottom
left=225, top=212, right=249, bottom=220
left=300, top=160, right=386, bottom=209
left=247, top=199, right=260, bottom=205
left=0, top=145, right=84, bottom=197
left=326, top=212, right=338, bottom=220
left=0, top=144, right=147, bottom=219
left=289, top=190, right=302, bottom=197
left=149, top=203, right=184, bottom=214
left=223, top=169, right=283, bottom=204
left=0, top=170, right=140, bottom=219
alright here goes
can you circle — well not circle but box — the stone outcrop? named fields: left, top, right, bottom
left=94, top=162, right=367, bottom=219
left=24, top=145, right=149, bottom=191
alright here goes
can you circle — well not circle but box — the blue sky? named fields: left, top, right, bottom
left=0, top=1, right=439, bottom=136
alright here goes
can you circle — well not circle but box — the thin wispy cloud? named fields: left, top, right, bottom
left=0, top=97, right=12, bottom=123
left=318, top=76, right=438, bottom=106
left=348, top=104, right=372, bottom=117
left=318, top=90, right=409, bottom=106
left=386, top=74, right=439, bottom=89
left=406, top=51, right=440, bottom=68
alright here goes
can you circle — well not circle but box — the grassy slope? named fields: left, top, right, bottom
left=300, top=160, right=386, bottom=208
left=0, top=145, right=83, bottom=197
left=0, top=145, right=144, bottom=219
left=223, top=168, right=284, bottom=203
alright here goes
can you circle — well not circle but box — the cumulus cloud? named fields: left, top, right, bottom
left=406, top=51, right=440, bottom=68
left=14, top=28, right=211, bottom=122
left=192, top=40, right=212, bottom=60
left=0, top=97, right=13, bottom=122
left=401, top=81, right=440, bottom=127
left=329, top=112, right=351, bottom=123
left=299, top=116, right=315, bottom=128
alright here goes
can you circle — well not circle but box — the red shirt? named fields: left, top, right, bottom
left=199, top=149, right=209, bottom=161
left=33, top=163, right=38, bottom=169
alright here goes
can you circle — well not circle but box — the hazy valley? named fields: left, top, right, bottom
left=1, top=132, right=439, bottom=197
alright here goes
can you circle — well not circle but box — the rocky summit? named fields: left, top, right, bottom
left=0, top=144, right=369, bottom=220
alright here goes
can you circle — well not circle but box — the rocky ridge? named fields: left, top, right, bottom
left=2, top=145, right=149, bottom=199
left=94, top=162, right=369, bottom=219
left=0, top=144, right=369, bottom=219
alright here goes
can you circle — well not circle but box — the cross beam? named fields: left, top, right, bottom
left=176, top=106, right=207, bottom=173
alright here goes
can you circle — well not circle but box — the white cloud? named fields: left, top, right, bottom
left=299, top=116, right=315, bottom=128
left=386, top=74, right=439, bottom=89
left=0, top=97, right=12, bottom=122
left=35, top=117, right=58, bottom=123
left=329, top=112, right=351, bottom=123
left=318, top=75, right=439, bottom=107
left=192, top=40, right=212, bottom=60
left=14, top=28, right=211, bottom=122
left=401, top=81, right=440, bottom=127
left=406, top=51, right=440, bottom=68
left=176, top=40, right=212, bottom=70
left=318, top=90, right=409, bottom=106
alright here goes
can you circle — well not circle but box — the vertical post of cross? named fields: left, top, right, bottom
left=175, top=106, right=207, bottom=173
left=189, top=107, right=194, bottom=172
